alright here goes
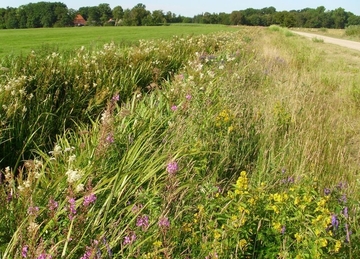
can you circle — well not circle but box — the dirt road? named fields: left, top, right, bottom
left=291, top=31, right=360, bottom=51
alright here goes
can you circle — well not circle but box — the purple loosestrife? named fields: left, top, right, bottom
left=48, top=198, right=58, bottom=212
left=166, top=161, right=178, bottom=175
left=67, top=197, right=76, bottom=220
left=136, top=215, right=149, bottom=230
left=22, top=245, right=28, bottom=258
left=83, top=193, right=97, bottom=207
left=123, top=232, right=136, bottom=245
left=158, top=216, right=170, bottom=228
left=27, top=206, right=39, bottom=216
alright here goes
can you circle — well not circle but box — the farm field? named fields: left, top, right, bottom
left=0, top=24, right=238, bottom=59
left=1, top=25, right=360, bottom=258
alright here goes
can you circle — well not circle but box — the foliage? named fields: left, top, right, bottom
left=1, top=26, right=360, bottom=259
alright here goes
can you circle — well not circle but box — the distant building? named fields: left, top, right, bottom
left=74, top=14, right=86, bottom=26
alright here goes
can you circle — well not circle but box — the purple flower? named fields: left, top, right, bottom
left=80, top=248, right=92, bottom=259
left=123, top=232, right=136, bottom=245
left=339, top=194, right=347, bottom=203
left=136, top=215, right=149, bottom=230
left=186, top=94, right=192, bottom=100
left=68, top=197, right=76, bottom=220
left=343, top=207, right=349, bottom=218
left=159, top=217, right=170, bottom=228
left=22, top=245, right=28, bottom=258
left=171, top=105, right=178, bottom=111
left=83, top=193, right=97, bottom=207
left=112, top=94, right=119, bottom=102
left=106, top=134, right=114, bottom=143
left=27, top=206, right=39, bottom=216
left=324, top=188, right=331, bottom=196
left=48, top=198, right=58, bottom=212
left=281, top=225, right=286, bottom=235
left=36, top=254, right=49, bottom=259
left=331, top=214, right=339, bottom=229
left=166, top=161, right=178, bottom=175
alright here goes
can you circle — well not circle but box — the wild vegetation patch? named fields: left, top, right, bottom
left=0, top=26, right=360, bottom=258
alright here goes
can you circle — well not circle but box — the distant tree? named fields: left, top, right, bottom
left=98, top=3, right=112, bottom=25
left=5, top=7, right=19, bottom=29
left=347, top=14, right=360, bottom=26
left=87, top=6, right=101, bottom=25
left=333, top=7, right=347, bottom=29
left=112, top=5, right=124, bottom=25
left=218, top=12, right=230, bottom=25
left=230, top=11, right=244, bottom=25
left=152, top=10, right=166, bottom=25
left=130, top=3, right=150, bottom=26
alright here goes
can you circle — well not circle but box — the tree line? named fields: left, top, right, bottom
left=0, top=2, right=359, bottom=29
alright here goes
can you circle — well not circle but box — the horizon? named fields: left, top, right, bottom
left=1, top=0, right=359, bottom=17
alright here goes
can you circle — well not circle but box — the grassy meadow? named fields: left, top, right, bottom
left=0, top=24, right=360, bottom=258
left=0, top=24, right=238, bottom=58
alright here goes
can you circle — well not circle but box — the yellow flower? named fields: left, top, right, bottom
left=214, top=230, right=222, bottom=240
left=317, top=238, right=328, bottom=248
left=153, top=241, right=162, bottom=248
left=272, top=222, right=282, bottom=232
left=271, top=205, right=280, bottom=214
left=294, top=233, right=302, bottom=242
left=334, top=240, right=341, bottom=252
left=238, top=239, right=247, bottom=250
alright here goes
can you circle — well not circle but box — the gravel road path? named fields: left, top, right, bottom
left=291, top=31, right=360, bottom=51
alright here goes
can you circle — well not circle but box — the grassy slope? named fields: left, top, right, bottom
left=0, top=24, right=238, bottom=59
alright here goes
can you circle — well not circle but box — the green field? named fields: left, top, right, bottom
left=1, top=25, right=360, bottom=258
left=0, top=24, right=238, bottom=58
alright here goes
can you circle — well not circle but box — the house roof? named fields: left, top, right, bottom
left=74, top=14, right=86, bottom=25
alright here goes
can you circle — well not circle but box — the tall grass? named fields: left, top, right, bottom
left=1, top=26, right=360, bottom=258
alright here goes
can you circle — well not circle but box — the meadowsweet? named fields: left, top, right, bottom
left=166, top=161, right=178, bottom=175
left=65, top=169, right=82, bottom=183
left=83, top=193, right=97, bottom=206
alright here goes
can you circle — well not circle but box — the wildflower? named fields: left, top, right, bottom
left=331, top=214, right=339, bottom=230
left=65, top=169, right=82, bottom=183
left=36, top=254, right=50, bottom=259
left=153, top=241, right=162, bottom=248
left=281, top=225, right=286, bottom=235
left=238, top=239, right=247, bottom=250
left=324, top=188, right=331, bottom=196
left=186, top=94, right=192, bottom=100
left=68, top=197, right=76, bottom=220
left=22, top=245, right=28, bottom=258
left=112, top=94, right=120, bottom=102
left=48, top=198, right=58, bottom=211
left=136, top=215, right=149, bottom=230
left=334, top=240, right=341, bottom=253
left=234, top=171, right=248, bottom=195
left=294, top=233, right=302, bottom=242
left=166, top=161, right=178, bottom=175
left=343, top=207, right=348, bottom=218
left=27, top=206, right=39, bottom=216
left=106, top=134, right=114, bottom=143
left=339, top=194, right=347, bottom=203
left=158, top=216, right=170, bottom=228
left=75, top=184, right=85, bottom=193
left=83, top=193, right=97, bottom=206
left=171, top=105, right=178, bottom=111
left=123, top=232, right=136, bottom=245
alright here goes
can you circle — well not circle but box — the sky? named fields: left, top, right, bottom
left=1, top=0, right=360, bottom=17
